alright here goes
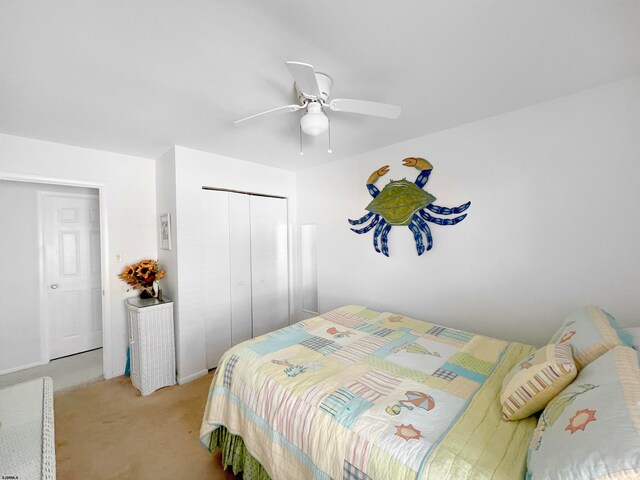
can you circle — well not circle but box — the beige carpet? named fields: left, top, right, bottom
left=54, top=372, right=239, bottom=480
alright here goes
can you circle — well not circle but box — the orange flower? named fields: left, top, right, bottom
left=117, top=259, right=167, bottom=291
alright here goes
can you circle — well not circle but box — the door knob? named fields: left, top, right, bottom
left=50, top=284, right=59, bottom=289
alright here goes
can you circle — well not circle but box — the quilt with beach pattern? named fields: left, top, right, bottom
left=200, top=305, right=537, bottom=480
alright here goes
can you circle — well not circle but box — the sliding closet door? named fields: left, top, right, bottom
left=203, top=189, right=289, bottom=366
left=250, top=196, right=289, bottom=336
left=228, top=193, right=253, bottom=344
left=202, top=190, right=232, bottom=369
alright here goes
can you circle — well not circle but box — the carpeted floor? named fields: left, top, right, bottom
left=54, top=371, right=239, bottom=480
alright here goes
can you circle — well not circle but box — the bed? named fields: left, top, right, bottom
left=199, top=305, right=538, bottom=479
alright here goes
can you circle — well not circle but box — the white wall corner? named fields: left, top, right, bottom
left=177, top=369, right=208, bottom=385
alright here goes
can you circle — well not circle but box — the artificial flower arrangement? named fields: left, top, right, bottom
left=118, top=259, right=166, bottom=298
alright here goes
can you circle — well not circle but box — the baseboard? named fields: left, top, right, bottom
left=177, top=369, right=208, bottom=385
left=0, top=359, right=49, bottom=375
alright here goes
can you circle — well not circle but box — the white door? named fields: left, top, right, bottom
left=202, top=190, right=289, bottom=368
left=202, top=190, right=232, bottom=369
left=250, top=196, right=289, bottom=337
left=43, top=193, right=102, bottom=359
left=228, top=193, right=253, bottom=344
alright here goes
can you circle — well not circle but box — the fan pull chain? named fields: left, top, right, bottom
left=327, top=117, right=332, bottom=154
left=299, top=124, right=304, bottom=156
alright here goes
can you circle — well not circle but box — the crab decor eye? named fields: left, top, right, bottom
left=348, top=157, right=471, bottom=257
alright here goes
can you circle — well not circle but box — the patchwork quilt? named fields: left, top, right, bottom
left=200, top=305, right=537, bottom=480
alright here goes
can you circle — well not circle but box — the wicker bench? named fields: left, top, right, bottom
left=0, top=377, right=56, bottom=479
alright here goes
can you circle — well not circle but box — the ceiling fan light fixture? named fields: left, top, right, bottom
left=233, top=61, right=401, bottom=154
left=300, top=102, right=328, bottom=136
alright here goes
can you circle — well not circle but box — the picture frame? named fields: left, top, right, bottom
left=160, top=213, right=172, bottom=250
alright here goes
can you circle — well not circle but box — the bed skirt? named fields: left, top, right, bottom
left=209, top=426, right=271, bottom=480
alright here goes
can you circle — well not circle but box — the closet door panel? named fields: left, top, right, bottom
left=229, top=193, right=253, bottom=344
left=203, top=191, right=232, bottom=369
left=250, top=196, right=289, bottom=336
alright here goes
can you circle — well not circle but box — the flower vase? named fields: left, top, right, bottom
left=139, top=284, right=155, bottom=299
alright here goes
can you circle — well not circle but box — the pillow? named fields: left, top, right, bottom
left=548, top=305, right=631, bottom=370
left=624, top=327, right=640, bottom=351
left=500, top=343, right=577, bottom=420
left=527, top=346, right=640, bottom=479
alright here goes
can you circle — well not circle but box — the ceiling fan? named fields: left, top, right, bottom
left=233, top=61, right=401, bottom=150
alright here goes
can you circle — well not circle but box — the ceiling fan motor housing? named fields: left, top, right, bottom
left=296, top=72, right=333, bottom=103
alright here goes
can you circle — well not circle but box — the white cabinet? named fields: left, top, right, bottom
left=126, top=298, right=176, bottom=396
left=203, top=190, right=289, bottom=369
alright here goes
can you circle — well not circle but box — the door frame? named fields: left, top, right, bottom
left=0, top=171, right=112, bottom=380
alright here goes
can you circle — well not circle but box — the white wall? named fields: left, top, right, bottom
left=155, top=146, right=181, bottom=380
left=0, top=133, right=157, bottom=377
left=296, top=76, right=640, bottom=346
left=0, top=180, right=96, bottom=373
left=155, top=147, right=179, bottom=308
left=162, top=146, right=297, bottom=383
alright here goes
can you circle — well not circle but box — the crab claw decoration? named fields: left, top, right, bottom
left=402, top=157, right=433, bottom=170
left=366, top=165, right=390, bottom=195
left=348, top=157, right=470, bottom=256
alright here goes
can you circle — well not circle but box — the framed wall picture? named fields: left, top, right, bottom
left=160, top=213, right=172, bottom=250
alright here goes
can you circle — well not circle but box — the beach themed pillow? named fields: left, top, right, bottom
left=548, top=305, right=631, bottom=370
left=526, top=346, right=640, bottom=479
left=624, top=327, right=640, bottom=351
left=501, top=343, right=577, bottom=421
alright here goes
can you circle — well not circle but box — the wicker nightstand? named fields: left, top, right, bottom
left=126, top=298, right=176, bottom=395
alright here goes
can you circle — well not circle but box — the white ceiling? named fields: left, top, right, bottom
left=1, top=1, right=639, bottom=171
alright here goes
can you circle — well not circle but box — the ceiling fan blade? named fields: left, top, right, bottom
left=233, top=104, right=303, bottom=126
left=328, top=99, right=401, bottom=119
left=285, top=61, right=321, bottom=98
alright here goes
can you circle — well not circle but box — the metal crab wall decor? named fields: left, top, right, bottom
left=348, top=157, right=470, bottom=256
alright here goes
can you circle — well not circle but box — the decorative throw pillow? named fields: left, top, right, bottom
left=548, top=305, right=631, bottom=370
left=500, top=343, right=577, bottom=421
left=527, top=346, right=640, bottom=479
